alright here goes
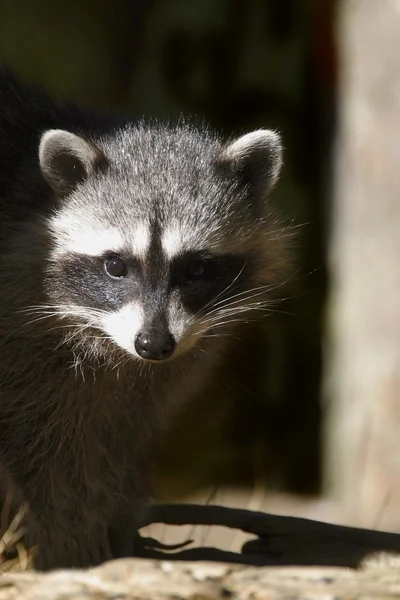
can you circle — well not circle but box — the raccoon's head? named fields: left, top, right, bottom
left=39, top=123, right=287, bottom=363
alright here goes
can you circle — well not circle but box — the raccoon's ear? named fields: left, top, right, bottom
left=217, top=129, right=283, bottom=195
left=39, top=129, right=108, bottom=196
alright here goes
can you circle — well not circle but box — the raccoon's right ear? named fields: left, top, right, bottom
left=217, top=129, right=283, bottom=197
left=39, top=129, right=108, bottom=196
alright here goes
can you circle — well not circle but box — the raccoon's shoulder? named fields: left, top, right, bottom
left=0, top=68, right=117, bottom=140
left=0, top=69, right=121, bottom=221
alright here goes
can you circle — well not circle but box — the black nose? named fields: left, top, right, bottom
left=134, top=331, right=176, bottom=361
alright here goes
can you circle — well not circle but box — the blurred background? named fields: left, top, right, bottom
left=1, top=0, right=400, bottom=546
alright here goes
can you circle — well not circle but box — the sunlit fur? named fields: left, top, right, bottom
left=0, top=70, right=292, bottom=570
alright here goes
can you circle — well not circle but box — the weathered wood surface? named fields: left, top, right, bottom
left=1, top=557, right=400, bottom=600
left=2, top=507, right=400, bottom=598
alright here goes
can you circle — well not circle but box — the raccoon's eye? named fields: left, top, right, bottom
left=185, top=257, right=216, bottom=281
left=104, top=256, right=128, bottom=278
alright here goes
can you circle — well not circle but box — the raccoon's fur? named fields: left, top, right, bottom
left=0, top=70, right=289, bottom=570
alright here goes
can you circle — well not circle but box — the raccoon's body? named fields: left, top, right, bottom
left=0, top=70, right=288, bottom=570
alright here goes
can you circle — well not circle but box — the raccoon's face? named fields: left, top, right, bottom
left=39, top=124, right=286, bottom=363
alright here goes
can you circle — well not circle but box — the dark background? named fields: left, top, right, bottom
left=0, top=0, right=336, bottom=503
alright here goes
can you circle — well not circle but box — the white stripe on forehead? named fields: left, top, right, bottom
left=162, top=226, right=184, bottom=259
left=49, top=213, right=151, bottom=258
left=162, top=223, right=215, bottom=259
left=49, top=213, right=125, bottom=256
left=130, top=222, right=150, bottom=257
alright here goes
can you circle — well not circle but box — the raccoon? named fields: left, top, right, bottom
left=0, top=70, right=288, bottom=570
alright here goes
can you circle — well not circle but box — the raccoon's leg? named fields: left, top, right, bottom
left=106, top=429, right=150, bottom=559
left=108, top=496, right=147, bottom=558
left=3, top=460, right=112, bottom=571
left=26, top=480, right=113, bottom=570
left=31, top=520, right=112, bottom=571
left=29, top=498, right=112, bottom=569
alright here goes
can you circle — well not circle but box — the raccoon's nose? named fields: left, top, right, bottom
left=134, top=331, right=176, bottom=361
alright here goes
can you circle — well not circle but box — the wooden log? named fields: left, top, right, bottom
left=3, top=504, right=400, bottom=598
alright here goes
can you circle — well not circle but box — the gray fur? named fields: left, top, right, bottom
left=0, top=70, right=289, bottom=570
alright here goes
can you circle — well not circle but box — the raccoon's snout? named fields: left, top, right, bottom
left=134, top=330, right=176, bottom=361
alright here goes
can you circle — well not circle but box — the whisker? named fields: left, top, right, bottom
left=200, top=301, right=277, bottom=326
left=205, top=317, right=252, bottom=329
left=201, top=333, right=241, bottom=341
left=202, top=271, right=299, bottom=321
left=192, top=262, right=247, bottom=320
left=206, top=285, right=272, bottom=313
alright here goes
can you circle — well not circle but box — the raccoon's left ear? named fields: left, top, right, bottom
left=39, top=129, right=108, bottom=196
left=217, top=129, right=283, bottom=195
